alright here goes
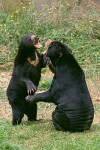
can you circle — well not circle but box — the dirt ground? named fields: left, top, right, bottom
left=0, top=71, right=100, bottom=125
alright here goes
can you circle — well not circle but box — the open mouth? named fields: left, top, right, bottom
left=31, top=35, right=42, bottom=49
left=44, top=38, right=52, bottom=50
left=35, top=42, right=42, bottom=49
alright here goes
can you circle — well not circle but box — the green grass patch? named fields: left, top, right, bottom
left=0, top=89, right=6, bottom=100
left=38, top=78, right=52, bottom=91
left=0, top=116, right=100, bottom=150
left=94, top=103, right=100, bottom=114
left=0, top=101, right=100, bottom=150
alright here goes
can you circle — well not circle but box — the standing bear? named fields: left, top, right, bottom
left=7, top=34, right=46, bottom=125
left=26, top=39, right=94, bottom=132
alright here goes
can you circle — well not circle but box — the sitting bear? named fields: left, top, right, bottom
left=26, top=39, right=94, bottom=132
left=7, top=34, right=47, bottom=125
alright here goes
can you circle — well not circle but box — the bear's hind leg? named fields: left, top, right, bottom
left=52, top=108, right=69, bottom=132
left=25, top=102, right=37, bottom=121
left=10, top=101, right=25, bottom=125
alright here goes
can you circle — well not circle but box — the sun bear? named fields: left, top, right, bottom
left=26, top=39, right=94, bottom=132
left=7, top=34, right=46, bottom=125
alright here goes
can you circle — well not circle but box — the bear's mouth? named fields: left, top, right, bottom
left=35, top=42, right=42, bottom=49
left=31, top=35, right=42, bottom=49
left=44, top=38, right=52, bottom=51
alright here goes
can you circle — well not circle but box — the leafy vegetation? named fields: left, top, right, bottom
left=0, top=1, right=100, bottom=150
left=0, top=0, right=100, bottom=77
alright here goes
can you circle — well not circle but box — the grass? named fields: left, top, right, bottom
left=38, top=79, right=52, bottom=91
left=0, top=77, right=100, bottom=150
left=0, top=71, right=100, bottom=150
left=0, top=104, right=100, bottom=150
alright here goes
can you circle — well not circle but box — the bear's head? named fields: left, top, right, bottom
left=16, top=35, right=42, bottom=65
left=19, top=34, right=42, bottom=57
left=44, top=38, right=72, bottom=66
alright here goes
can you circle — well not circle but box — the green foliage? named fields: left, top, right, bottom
left=38, top=78, right=52, bottom=91
left=0, top=1, right=100, bottom=77
left=0, top=143, right=22, bottom=150
left=0, top=120, right=25, bottom=150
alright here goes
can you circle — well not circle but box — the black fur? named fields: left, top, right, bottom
left=7, top=35, right=45, bottom=125
left=26, top=41, right=94, bottom=132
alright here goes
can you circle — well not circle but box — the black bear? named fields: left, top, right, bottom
left=26, top=39, right=94, bottom=132
left=7, top=34, right=46, bottom=125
